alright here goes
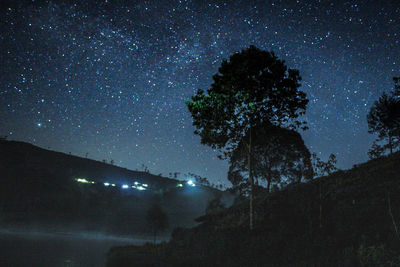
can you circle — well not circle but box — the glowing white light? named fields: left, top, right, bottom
left=122, top=184, right=129, bottom=189
left=111, top=184, right=116, bottom=187
left=76, top=178, right=89, bottom=183
left=187, top=180, right=195, bottom=186
left=90, top=181, right=95, bottom=184
left=134, top=181, right=139, bottom=185
left=142, top=183, right=148, bottom=187
left=104, top=182, right=110, bottom=186
left=137, top=186, right=146, bottom=191
left=132, top=185, right=136, bottom=188
left=177, top=183, right=183, bottom=187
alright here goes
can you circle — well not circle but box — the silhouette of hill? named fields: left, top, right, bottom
left=0, top=140, right=230, bottom=236
left=107, top=151, right=400, bottom=266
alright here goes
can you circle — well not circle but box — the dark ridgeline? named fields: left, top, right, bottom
left=0, top=139, right=228, bottom=236
left=107, top=151, right=400, bottom=266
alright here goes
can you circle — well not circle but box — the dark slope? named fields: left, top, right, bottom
left=1, top=140, right=179, bottom=187
left=0, top=140, right=226, bottom=236
left=107, top=152, right=400, bottom=266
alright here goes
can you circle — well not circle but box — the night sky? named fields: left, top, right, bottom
left=1, top=0, right=399, bottom=186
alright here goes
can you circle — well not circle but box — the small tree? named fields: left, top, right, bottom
left=367, top=77, right=400, bottom=156
left=146, top=203, right=168, bottom=243
left=367, top=141, right=385, bottom=159
left=311, top=153, right=337, bottom=228
left=206, top=195, right=225, bottom=214
left=186, top=46, right=308, bottom=229
left=311, top=153, right=337, bottom=178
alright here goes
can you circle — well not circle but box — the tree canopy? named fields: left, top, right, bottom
left=186, top=45, right=308, bottom=155
left=186, top=46, right=309, bottom=229
left=367, top=77, right=400, bottom=157
left=228, top=124, right=313, bottom=193
left=311, top=153, right=337, bottom=178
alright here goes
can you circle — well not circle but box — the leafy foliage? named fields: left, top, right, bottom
left=367, top=77, right=400, bottom=156
left=186, top=46, right=309, bottom=229
left=311, top=152, right=337, bottom=177
left=228, top=124, right=313, bottom=193
left=186, top=45, right=308, bottom=155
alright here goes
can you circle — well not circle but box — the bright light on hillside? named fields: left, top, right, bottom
left=122, top=184, right=129, bottom=189
left=76, top=178, right=89, bottom=183
left=104, top=182, right=110, bottom=186
left=137, top=186, right=146, bottom=191
left=187, top=180, right=195, bottom=187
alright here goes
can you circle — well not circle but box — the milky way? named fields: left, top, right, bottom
left=1, top=0, right=399, bottom=186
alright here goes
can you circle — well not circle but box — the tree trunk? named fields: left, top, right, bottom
left=248, top=127, right=254, bottom=230
left=387, top=192, right=399, bottom=240
left=389, top=134, right=393, bottom=155
left=319, top=180, right=323, bottom=228
left=267, top=177, right=271, bottom=193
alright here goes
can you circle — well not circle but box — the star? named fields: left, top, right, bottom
left=0, top=0, right=398, bottom=186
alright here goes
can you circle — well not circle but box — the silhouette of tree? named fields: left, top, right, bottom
left=206, top=195, right=225, bottom=214
left=368, top=142, right=385, bottom=159
left=146, top=202, right=168, bottom=243
left=311, top=153, right=337, bottom=178
left=367, top=77, right=400, bottom=156
left=186, top=46, right=309, bottom=229
left=190, top=173, right=210, bottom=186
left=311, top=153, right=337, bottom=228
left=228, top=124, right=313, bottom=193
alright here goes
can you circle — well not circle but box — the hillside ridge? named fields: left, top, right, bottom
left=107, top=151, right=400, bottom=266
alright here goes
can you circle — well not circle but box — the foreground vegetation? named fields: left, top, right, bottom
left=107, top=151, right=400, bottom=266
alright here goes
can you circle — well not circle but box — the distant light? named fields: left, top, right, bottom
left=37, top=122, right=42, bottom=127
left=177, top=183, right=183, bottom=187
left=137, top=186, right=146, bottom=191
left=111, top=184, right=116, bottom=187
left=134, top=181, right=139, bottom=185
left=187, top=180, right=195, bottom=187
left=104, top=182, right=110, bottom=186
left=90, top=181, right=96, bottom=184
left=131, top=185, right=136, bottom=188
left=76, top=178, right=89, bottom=183
left=142, top=183, right=148, bottom=187
left=122, top=184, right=129, bottom=189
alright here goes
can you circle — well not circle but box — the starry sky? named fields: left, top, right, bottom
left=1, top=0, right=399, bottom=186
